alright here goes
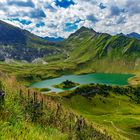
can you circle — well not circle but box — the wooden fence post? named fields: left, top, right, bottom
left=41, top=97, right=43, bottom=109
left=28, top=89, right=30, bottom=98
left=19, top=89, right=22, bottom=96
left=33, top=92, right=36, bottom=101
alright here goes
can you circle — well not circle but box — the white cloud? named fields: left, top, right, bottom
left=0, top=0, right=140, bottom=38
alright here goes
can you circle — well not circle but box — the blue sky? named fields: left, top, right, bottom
left=0, top=0, right=140, bottom=38
left=55, top=0, right=75, bottom=8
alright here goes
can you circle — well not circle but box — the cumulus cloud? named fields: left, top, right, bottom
left=7, top=0, right=35, bottom=7
left=0, top=0, right=140, bottom=38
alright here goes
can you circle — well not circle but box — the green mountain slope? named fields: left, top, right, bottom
left=60, top=27, right=140, bottom=73
left=1, top=22, right=140, bottom=82
left=1, top=20, right=140, bottom=68
left=64, top=27, right=140, bottom=62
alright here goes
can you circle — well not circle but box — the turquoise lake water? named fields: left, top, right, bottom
left=31, top=73, right=134, bottom=93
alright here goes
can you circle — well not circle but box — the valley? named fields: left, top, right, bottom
left=1, top=20, right=140, bottom=140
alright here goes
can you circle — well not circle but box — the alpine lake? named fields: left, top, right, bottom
left=31, top=73, right=134, bottom=93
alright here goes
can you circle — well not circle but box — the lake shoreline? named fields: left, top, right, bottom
left=31, top=73, right=135, bottom=93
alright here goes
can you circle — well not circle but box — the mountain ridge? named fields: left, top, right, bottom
left=59, top=26, right=140, bottom=73
left=1, top=20, right=140, bottom=66
left=126, top=32, right=140, bottom=40
left=0, top=20, right=61, bottom=61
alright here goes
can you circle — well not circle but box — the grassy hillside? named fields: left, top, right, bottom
left=0, top=75, right=112, bottom=140
left=0, top=77, right=68, bottom=140
left=64, top=27, right=140, bottom=60
left=1, top=71, right=140, bottom=139
left=60, top=84, right=140, bottom=140
left=60, top=27, right=140, bottom=72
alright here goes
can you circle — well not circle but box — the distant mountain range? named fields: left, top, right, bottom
left=118, top=32, right=140, bottom=40
left=43, top=37, right=64, bottom=42
left=126, top=32, right=140, bottom=40
left=0, top=20, right=140, bottom=67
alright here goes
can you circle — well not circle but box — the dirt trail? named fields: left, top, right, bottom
left=104, top=120, right=140, bottom=136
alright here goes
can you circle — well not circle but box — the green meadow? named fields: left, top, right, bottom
left=59, top=85, right=140, bottom=140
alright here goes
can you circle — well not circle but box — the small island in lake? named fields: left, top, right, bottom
left=53, top=80, right=80, bottom=89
